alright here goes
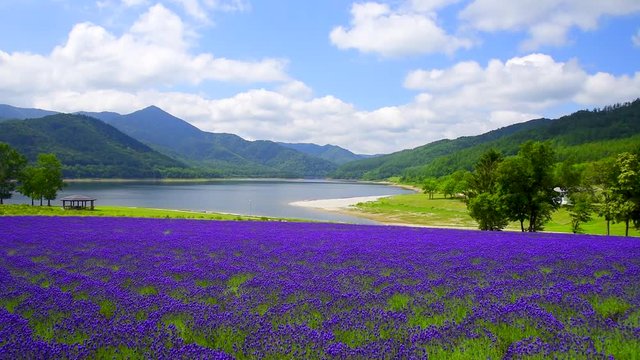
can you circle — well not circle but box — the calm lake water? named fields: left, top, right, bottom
left=7, top=179, right=413, bottom=224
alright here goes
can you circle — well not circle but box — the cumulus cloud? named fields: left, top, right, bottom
left=399, top=53, right=640, bottom=148
left=330, top=2, right=472, bottom=57
left=0, top=4, right=287, bottom=98
left=3, top=3, right=639, bottom=154
left=459, top=0, right=640, bottom=50
left=28, top=53, right=640, bottom=154
left=404, top=54, right=589, bottom=108
left=574, top=71, right=640, bottom=105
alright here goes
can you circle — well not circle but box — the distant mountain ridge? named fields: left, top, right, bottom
left=0, top=104, right=58, bottom=121
left=277, top=142, right=372, bottom=165
left=82, top=106, right=338, bottom=178
left=332, top=99, right=640, bottom=180
left=0, top=114, right=185, bottom=178
left=3, top=100, right=639, bottom=180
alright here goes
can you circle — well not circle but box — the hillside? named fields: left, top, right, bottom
left=89, top=106, right=338, bottom=178
left=277, top=142, right=371, bottom=165
left=0, top=114, right=186, bottom=178
left=0, top=104, right=57, bottom=121
left=333, top=99, right=640, bottom=180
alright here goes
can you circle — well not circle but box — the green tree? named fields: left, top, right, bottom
left=17, top=165, right=40, bottom=206
left=555, top=157, right=582, bottom=194
left=468, top=192, right=509, bottom=231
left=38, top=154, right=65, bottom=206
left=440, top=177, right=457, bottom=199
left=466, top=149, right=508, bottom=230
left=19, top=154, right=65, bottom=206
left=422, top=177, right=438, bottom=199
left=468, top=149, right=503, bottom=197
left=557, top=158, right=594, bottom=234
left=611, top=152, right=640, bottom=236
left=497, top=156, right=530, bottom=232
left=498, top=141, right=558, bottom=232
left=0, top=142, right=27, bottom=204
left=568, top=192, right=594, bottom=234
left=438, top=170, right=470, bottom=199
left=584, top=159, right=617, bottom=235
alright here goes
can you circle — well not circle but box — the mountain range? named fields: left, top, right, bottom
left=333, top=99, right=640, bottom=180
left=1, top=100, right=638, bottom=180
left=0, top=113, right=184, bottom=178
left=0, top=104, right=366, bottom=178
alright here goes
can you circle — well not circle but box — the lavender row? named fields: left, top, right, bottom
left=1, top=216, right=639, bottom=359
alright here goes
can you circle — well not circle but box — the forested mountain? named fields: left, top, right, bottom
left=87, top=106, right=338, bottom=178
left=332, top=99, right=640, bottom=180
left=0, top=114, right=186, bottom=178
left=4, top=99, right=638, bottom=180
left=277, top=142, right=371, bottom=165
left=0, top=104, right=57, bottom=121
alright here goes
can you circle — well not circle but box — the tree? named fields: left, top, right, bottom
left=557, top=158, right=595, bottom=234
left=17, top=165, right=40, bottom=206
left=584, top=159, right=617, bottom=235
left=18, top=154, right=65, bottom=206
left=0, top=142, right=27, bottom=204
left=440, top=177, right=457, bottom=199
left=422, top=177, right=438, bottom=199
left=468, top=149, right=503, bottom=197
left=497, top=142, right=558, bottom=232
left=497, top=156, right=531, bottom=232
left=468, top=192, right=508, bottom=231
left=568, top=192, right=594, bottom=234
left=466, top=149, right=508, bottom=230
left=611, top=152, right=640, bottom=236
left=439, top=170, right=470, bottom=199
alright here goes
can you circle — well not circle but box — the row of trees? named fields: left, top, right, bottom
left=0, top=143, right=64, bottom=206
left=422, top=141, right=640, bottom=236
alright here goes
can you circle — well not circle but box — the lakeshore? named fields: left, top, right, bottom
left=290, top=195, right=393, bottom=211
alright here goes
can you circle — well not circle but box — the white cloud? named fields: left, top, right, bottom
left=574, top=71, right=640, bottom=106
left=28, top=53, right=638, bottom=154
left=330, top=2, right=472, bottom=57
left=3, top=3, right=639, bottom=154
left=633, top=28, right=640, bottom=47
left=0, top=4, right=287, bottom=98
left=170, top=0, right=250, bottom=22
left=276, top=81, right=314, bottom=100
left=459, top=0, right=640, bottom=50
left=405, top=54, right=589, bottom=107
left=203, top=0, right=250, bottom=12
left=171, top=0, right=209, bottom=21
left=405, top=0, right=461, bottom=12
left=122, top=0, right=148, bottom=6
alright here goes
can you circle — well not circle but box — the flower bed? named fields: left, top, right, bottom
left=1, top=217, right=638, bottom=359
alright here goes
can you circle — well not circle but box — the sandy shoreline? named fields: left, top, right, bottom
left=290, top=195, right=392, bottom=211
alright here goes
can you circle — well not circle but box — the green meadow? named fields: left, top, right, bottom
left=0, top=204, right=294, bottom=222
left=352, top=193, right=640, bottom=237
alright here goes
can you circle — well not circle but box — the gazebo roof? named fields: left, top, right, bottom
left=60, top=195, right=96, bottom=201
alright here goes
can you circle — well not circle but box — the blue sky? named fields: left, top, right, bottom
left=1, top=0, right=639, bottom=154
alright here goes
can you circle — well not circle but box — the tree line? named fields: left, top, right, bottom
left=0, top=142, right=64, bottom=206
left=422, top=141, right=640, bottom=236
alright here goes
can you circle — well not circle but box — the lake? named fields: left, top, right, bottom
left=6, top=179, right=413, bottom=224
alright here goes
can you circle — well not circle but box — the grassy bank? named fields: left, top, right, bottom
left=0, top=204, right=296, bottom=222
left=350, top=192, right=640, bottom=237
left=4, top=194, right=639, bottom=236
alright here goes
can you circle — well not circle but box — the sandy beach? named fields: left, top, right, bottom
left=289, top=195, right=391, bottom=211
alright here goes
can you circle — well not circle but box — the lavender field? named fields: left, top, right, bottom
left=1, top=217, right=639, bottom=359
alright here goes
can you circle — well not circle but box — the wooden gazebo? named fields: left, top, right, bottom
left=61, top=195, right=96, bottom=210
